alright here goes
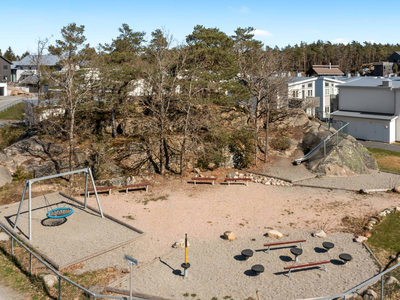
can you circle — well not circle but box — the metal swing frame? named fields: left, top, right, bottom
left=13, top=167, right=104, bottom=241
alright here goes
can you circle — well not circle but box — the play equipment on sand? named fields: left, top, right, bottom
left=181, top=233, right=190, bottom=278
left=13, top=167, right=104, bottom=241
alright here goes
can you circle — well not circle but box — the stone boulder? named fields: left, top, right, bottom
left=385, top=276, right=399, bottom=285
left=223, top=231, right=236, bottom=241
left=172, top=239, right=190, bottom=248
left=0, top=137, right=91, bottom=177
left=43, top=274, right=58, bottom=288
left=355, top=236, right=368, bottom=243
left=0, top=165, right=12, bottom=187
left=308, top=135, right=378, bottom=176
left=313, top=230, right=327, bottom=238
left=267, top=230, right=283, bottom=239
left=363, top=289, right=377, bottom=300
left=393, top=187, right=400, bottom=193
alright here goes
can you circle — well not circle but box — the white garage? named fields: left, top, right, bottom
left=331, top=111, right=397, bottom=143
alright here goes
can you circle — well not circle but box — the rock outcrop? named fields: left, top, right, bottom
left=0, top=165, right=12, bottom=187
left=309, top=135, right=378, bottom=176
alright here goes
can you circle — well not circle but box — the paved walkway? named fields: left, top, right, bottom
left=359, top=140, right=400, bottom=153
left=0, top=282, right=25, bottom=300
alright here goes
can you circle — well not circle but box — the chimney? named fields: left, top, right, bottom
left=394, top=74, right=398, bottom=77
left=382, top=80, right=392, bottom=87
left=296, top=72, right=302, bottom=78
left=387, top=74, right=392, bottom=78
left=356, top=73, right=360, bottom=77
left=346, top=72, right=351, bottom=78
left=329, top=63, right=331, bottom=69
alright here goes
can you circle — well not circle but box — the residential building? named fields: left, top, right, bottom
left=11, top=55, right=60, bottom=83
left=372, top=62, right=395, bottom=77
left=0, top=82, right=7, bottom=96
left=388, top=51, right=400, bottom=64
left=0, top=55, right=12, bottom=82
left=305, top=64, right=344, bottom=77
left=287, top=75, right=319, bottom=117
left=331, top=76, right=400, bottom=143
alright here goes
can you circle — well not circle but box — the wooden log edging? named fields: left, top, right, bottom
left=105, top=286, right=174, bottom=300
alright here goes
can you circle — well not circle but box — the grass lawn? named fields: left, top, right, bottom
left=366, top=147, right=400, bottom=173
left=0, top=103, right=25, bottom=120
left=365, top=211, right=400, bottom=299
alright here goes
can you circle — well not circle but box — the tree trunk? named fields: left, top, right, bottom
left=180, top=100, right=191, bottom=176
left=111, top=107, right=117, bottom=138
left=254, top=114, right=258, bottom=166
left=264, top=103, right=270, bottom=162
left=69, top=108, right=75, bottom=181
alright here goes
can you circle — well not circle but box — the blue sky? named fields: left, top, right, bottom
left=1, top=0, right=397, bottom=57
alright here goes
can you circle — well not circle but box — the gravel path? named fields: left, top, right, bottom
left=358, top=140, right=400, bottom=153
left=296, top=170, right=400, bottom=190
left=261, top=156, right=316, bottom=182
left=114, top=231, right=378, bottom=300
left=0, top=192, right=143, bottom=269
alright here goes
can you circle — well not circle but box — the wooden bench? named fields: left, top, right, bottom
left=87, top=186, right=114, bottom=197
left=191, top=177, right=217, bottom=185
left=225, top=178, right=251, bottom=186
left=263, top=239, right=306, bottom=254
left=121, top=182, right=151, bottom=193
left=284, top=260, right=330, bottom=278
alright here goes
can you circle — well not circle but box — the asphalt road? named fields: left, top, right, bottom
left=358, top=140, right=400, bottom=153
left=0, top=96, right=25, bottom=111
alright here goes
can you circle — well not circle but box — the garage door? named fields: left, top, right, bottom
left=342, top=118, right=389, bottom=142
left=0, top=87, right=4, bottom=96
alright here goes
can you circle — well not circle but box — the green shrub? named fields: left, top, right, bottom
left=271, top=136, right=290, bottom=151
left=13, top=166, right=33, bottom=181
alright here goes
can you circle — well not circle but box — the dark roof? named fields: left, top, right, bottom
left=0, top=55, right=12, bottom=65
left=331, top=110, right=398, bottom=121
left=307, top=65, right=344, bottom=76
left=16, top=55, right=60, bottom=66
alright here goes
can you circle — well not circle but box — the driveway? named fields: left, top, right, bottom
left=358, top=140, right=400, bottom=153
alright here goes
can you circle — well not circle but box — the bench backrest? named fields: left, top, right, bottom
left=264, top=239, right=306, bottom=247
left=225, top=178, right=251, bottom=181
left=191, top=177, right=217, bottom=180
left=87, top=186, right=114, bottom=191
left=284, top=260, right=331, bottom=270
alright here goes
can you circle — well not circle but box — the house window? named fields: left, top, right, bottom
left=306, top=108, right=313, bottom=116
left=302, top=84, right=305, bottom=88
left=3, top=76, right=8, bottom=81
left=325, top=88, right=330, bottom=95
left=325, top=82, right=329, bottom=87
left=3, top=65, right=8, bottom=70
left=308, top=83, right=312, bottom=88
left=325, top=106, right=330, bottom=113
left=308, top=90, right=313, bottom=97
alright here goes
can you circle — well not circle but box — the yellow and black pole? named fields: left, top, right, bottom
left=181, top=233, right=190, bottom=278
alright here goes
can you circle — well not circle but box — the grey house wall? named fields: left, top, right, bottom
left=0, top=57, right=11, bottom=82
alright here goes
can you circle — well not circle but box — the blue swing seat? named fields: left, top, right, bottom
left=47, top=207, right=74, bottom=219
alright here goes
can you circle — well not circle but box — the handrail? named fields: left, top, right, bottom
left=0, top=222, right=140, bottom=300
left=294, top=121, right=349, bottom=165
left=311, top=261, right=400, bottom=300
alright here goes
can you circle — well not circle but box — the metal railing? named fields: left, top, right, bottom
left=294, top=121, right=349, bottom=165
left=313, top=261, right=400, bottom=300
left=0, top=223, right=138, bottom=300
left=0, top=99, right=23, bottom=113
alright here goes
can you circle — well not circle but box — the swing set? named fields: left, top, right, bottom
left=13, top=167, right=104, bottom=241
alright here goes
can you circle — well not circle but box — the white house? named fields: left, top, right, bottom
left=331, top=76, right=400, bottom=143
left=287, top=75, right=319, bottom=117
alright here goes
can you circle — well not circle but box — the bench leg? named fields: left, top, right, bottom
left=267, top=246, right=271, bottom=254
left=288, top=269, right=291, bottom=278
left=126, top=188, right=128, bottom=194
left=194, top=180, right=196, bottom=185
left=212, top=180, right=214, bottom=185
left=146, top=185, right=148, bottom=192
left=109, top=189, right=111, bottom=195
left=228, top=181, right=230, bottom=186
left=246, top=181, right=248, bottom=186
left=300, top=242, right=303, bottom=249
left=323, top=264, right=327, bottom=272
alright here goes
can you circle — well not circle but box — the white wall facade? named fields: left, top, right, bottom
left=339, top=87, right=395, bottom=114
left=332, top=116, right=395, bottom=143
left=0, top=83, right=7, bottom=96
